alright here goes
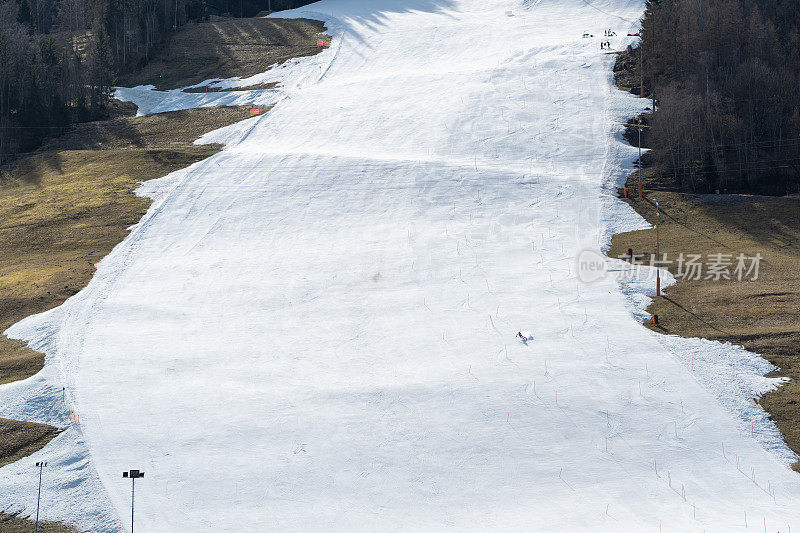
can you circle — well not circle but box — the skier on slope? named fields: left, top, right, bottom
left=517, top=331, right=528, bottom=342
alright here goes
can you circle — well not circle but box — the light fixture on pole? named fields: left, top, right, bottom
left=655, top=198, right=660, bottom=296
left=34, top=461, right=47, bottom=533
left=638, top=42, right=645, bottom=198
left=123, top=469, right=145, bottom=533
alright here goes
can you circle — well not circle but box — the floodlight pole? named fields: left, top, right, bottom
left=638, top=42, right=644, bottom=198
left=34, top=461, right=47, bottom=533
left=638, top=116, right=642, bottom=198
left=655, top=198, right=660, bottom=296
left=123, top=470, right=145, bottom=533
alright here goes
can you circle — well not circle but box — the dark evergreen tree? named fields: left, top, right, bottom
left=638, top=0, right=800, bottom=194
left=16, top=0, right=32, bottom=29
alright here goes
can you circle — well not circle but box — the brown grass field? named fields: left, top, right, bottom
left=0, top=105, right=260, bottom=388
left=0, top=418, right=60, bottom=469
left=609, top=179, right=800, bottom=469
left=118, top=17, right=327, bottom=90
left=0, top=510, right=80, bottom=533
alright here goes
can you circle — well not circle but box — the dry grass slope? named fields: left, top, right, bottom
left=0, top=106, right=258, bottom=387
left=0, top=418, right=60, bottom=469
left=119, top=17, right=327, bottom=90
left=0, top=511, right=80, bottom=533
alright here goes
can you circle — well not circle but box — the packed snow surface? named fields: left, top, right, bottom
left=3, top=0, right=800, bottom=531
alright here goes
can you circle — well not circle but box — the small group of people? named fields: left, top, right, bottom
left=601, top=28, right=616, bottom=50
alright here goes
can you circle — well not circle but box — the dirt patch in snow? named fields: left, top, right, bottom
left=181, top=81, right=280, bottom=93
left=118, top=17, right=327, bottom=91
left=0, top=510, right=79, bottom=533
left=0, top=418, right=60, bottom=469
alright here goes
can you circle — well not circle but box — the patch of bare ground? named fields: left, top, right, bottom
left=118, top=17, right=328, bottom=91
left=612, top=44, right=644, bottom=96
left=611, top=49, right=800, bottom=471
left=0, top=510, right=79, bottom=533
left=0, top=105, right=259, bottom=384
left=181, top=81, right=280, bottom=93
left=0, top=418, right=60, bottom=469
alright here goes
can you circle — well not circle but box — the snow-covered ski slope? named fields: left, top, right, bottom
left=4, top=0, right=800, bottom=530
